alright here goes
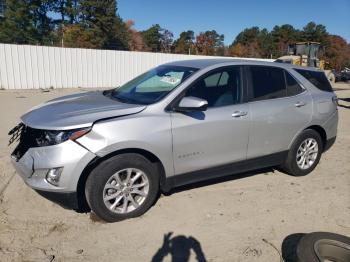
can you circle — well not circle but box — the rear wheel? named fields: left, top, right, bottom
left=85, top=153, right=159, bottom=222
left=281, top=129, right=323, bottom=176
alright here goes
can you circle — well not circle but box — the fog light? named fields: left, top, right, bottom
left=46, top=167, right=63, bottom=186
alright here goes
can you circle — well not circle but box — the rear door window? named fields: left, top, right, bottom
left=249, top=66, right=286, bottom=101
left=294, top=69, right=333, bottom=92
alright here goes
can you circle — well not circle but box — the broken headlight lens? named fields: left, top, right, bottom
left=35, top=127, right=90, bottom=147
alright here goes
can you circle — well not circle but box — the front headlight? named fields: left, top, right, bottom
left=35, top=127, right=91, bottom=147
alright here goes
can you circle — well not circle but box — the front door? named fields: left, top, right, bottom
left=171, top=66, right=250, bottom=175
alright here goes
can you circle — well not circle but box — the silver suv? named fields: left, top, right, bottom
left=9, top=59, right=338, bottom=222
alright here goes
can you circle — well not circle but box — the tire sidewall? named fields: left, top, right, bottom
left=86, top=154, right=159, bottom=222
left=297, top=232, right=350, bottom=262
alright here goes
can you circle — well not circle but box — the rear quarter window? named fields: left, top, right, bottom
left=294, top=69, right=333, bottom=92
left=285, top=71, right=304, bottom=96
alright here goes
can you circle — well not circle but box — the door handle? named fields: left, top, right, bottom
left=295, top=101, right=306, bottom=107
left=232, top=111, right=248, bottom=117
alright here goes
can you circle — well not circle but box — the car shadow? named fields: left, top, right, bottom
left=281, top=233, right=306, bottom=262
left=164, top=167, right=275, bottom=196
left=151, top=232, right=207, bottom=262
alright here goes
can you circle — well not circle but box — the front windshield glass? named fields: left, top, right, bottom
left=112, top=65, right=198, bottom=105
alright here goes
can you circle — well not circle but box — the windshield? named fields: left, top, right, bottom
left=111, top=65, right=198, bottom=105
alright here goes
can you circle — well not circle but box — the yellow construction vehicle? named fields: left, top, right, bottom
left=276, top=42, right=335, bottom=83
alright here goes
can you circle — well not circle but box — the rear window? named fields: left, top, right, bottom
left=295, top=69, right=333, bottom=92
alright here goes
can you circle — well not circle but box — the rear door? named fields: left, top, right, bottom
left=171, top=66, right=250, bottom=175
left=246, top=65, right=312, bottom=159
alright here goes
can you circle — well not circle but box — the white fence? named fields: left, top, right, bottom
left=0, top=43, right=273, bottom=90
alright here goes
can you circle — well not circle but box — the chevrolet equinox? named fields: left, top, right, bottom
left=9, top=59, right=338, bottom=222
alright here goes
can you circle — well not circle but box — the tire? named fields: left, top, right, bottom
left=297, top=232, right=350, bottom=262
left=281, top=129, right=323, bottom=176
left=85, top=153, right=159, bottom=222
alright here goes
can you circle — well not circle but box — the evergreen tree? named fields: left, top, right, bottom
left=0, top=0, right=54, bottom=44
left=78, top=0, right=129, bottom=50
left=174, top=30, right=195, bottom=54
left=233, top=26, right=260, bottom=46
left=302, top=22, right=329, bottom=46
left=141, top=24, right=162, bottom=52
left=271, top=24, right=300, bottom=57
left=52, top=0, right=79, bottom=25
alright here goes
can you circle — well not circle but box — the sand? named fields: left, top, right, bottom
left=0, top=84, right=349, bottom=262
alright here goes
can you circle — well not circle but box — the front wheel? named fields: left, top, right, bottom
left=85, top=153, right=159, bottom=222
left=281, top=129, right=323, bottom=176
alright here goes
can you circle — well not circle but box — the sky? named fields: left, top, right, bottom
left=118, top=0, right=350, bottom=45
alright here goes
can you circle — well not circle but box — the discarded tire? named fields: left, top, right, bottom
left=296, top=232, right=350, bottom=262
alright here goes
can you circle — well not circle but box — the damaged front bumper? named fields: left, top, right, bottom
left=11, top=139, right=96, bottom=209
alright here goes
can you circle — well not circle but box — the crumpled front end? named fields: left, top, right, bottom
left=9, top=123, right=96, bottom=209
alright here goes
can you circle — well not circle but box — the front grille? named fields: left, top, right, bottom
left=9, top=124, right=44, bottom=161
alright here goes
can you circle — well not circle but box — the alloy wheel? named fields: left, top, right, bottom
left=296, top=138, right=319, bottom=170
left=102, top=168, right=149, bottom=214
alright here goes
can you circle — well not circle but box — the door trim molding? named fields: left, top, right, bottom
left=162, top=150, right=288, bottom=191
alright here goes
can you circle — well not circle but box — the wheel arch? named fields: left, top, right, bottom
left=75, top=148, right=167, bottom=212
left=288, top=125, right=327, bottom=153
left=304, top=125, right=327, bottom=150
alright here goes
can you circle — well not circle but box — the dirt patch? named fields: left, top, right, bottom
left=0, top=85, right=349, bottom=261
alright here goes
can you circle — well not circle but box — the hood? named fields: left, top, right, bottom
left=21, top=91, right=146, bottom=130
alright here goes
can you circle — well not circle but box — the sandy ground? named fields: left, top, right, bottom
left=0, top=84, right=349, bottom=262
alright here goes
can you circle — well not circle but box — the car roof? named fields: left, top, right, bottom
left=163, top=58, right=323, bottom=72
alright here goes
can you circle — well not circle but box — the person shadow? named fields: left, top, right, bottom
left=151, top=232, right=207, bottom=262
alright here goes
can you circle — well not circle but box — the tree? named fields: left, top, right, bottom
left=325, top=35, right=350, bottom=70
left=0, top=0, right=54, bottom=45
left=229, top=26, right=264, bottom=58
left=141, top=24, right=162, bottom=52
left=228, top=43, right=248, bottom=57
left=78, top=0, right=129, bottom=50
left=141, top=24, right=161, bottom=52
left=125, top=19, right=146, bottom=51
left=257, top=28, right=274, bottom=58
left=195, top=30, right=224, bottom=56
left=52, top=0, right=79, bottom=25
left=228, top=22, right=334, bottom=60
left=61, top=24, right=97, bottom=48
left=233, top=26, right=260, bottom=46
left=174, top=30, right=195, bottom=54
left=270, top=24, right=300, bottom=57
left=31, top=0, right=55, bottom=45
left=302, top=22, right=329, bottom=46
left=159, top=28, right=173, bottom=53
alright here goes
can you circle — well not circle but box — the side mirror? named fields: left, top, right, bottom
left=175, top=96, right=208, bottom=112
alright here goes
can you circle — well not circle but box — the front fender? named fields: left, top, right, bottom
left=76, top=114, right=174, bottom=177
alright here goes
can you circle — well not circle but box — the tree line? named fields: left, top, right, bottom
left=0, top=0, right=349, bottom=70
